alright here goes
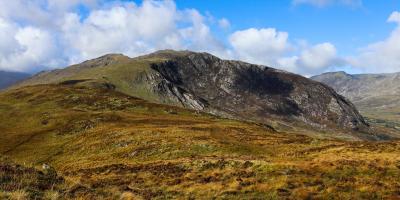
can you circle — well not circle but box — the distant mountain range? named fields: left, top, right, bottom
left=14, top=50, right=384, bottom=140
left=311, top=71, right=400, bottom=107
left=311, top=71, right=400, bottom=128
left=0, top=71, right=30, bottom=89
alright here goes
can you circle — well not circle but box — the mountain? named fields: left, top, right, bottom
left=311, top=71, right=400, bottom=130
left=15, top=50, right=376, bottom=139
left=311, top=71, right=400, bottom=106
left=0, top=71, right=30, bottom=89
left=1, top=51, right=399, bottom=199
left=1, top=83, right=400, bottom=199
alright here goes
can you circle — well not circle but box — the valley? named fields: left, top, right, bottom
left=311, top=71, right=400, bottom=133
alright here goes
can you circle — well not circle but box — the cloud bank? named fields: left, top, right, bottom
left=0, top=0, right=227, bottom=72
left=0, top=0, right=399, bottom=76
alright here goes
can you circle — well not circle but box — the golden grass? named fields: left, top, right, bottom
left=0, top=84, right=400, bottom=199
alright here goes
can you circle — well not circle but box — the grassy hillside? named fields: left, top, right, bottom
left=0, top=156, right=65, bottom=199
left=1, top=83, right=400, bottom=199
left=13, top=55, right=168, bottom=103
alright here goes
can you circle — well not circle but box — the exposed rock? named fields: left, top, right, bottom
left=15, top=50, right=370, bottom=135
left=145, top=51, right=368, bottom=131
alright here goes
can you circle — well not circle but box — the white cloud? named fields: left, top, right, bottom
left=298, top=43, right=339, bottom=69
left=47, top=0, right=99, bottom=12
left=0, top=0, right=101, bottom=71
left=61, top=1, right=182, bottom=62
left=0, top=0, right=51, bottom=27
left=348, top=11, right=400, bottom=73
left=0, top=0, right=98, bottom=29
left=229, top=28, right=290, bottom=66
left=179, top=9, right=227, bottom=57
left=292, top=0, right=362, bottom=7
left=388, top=11, right=400, bottom=24
left=0, top=20, right=60, bottom=72
left=228, top=28, right=342, bottom=75
left=0, top=0, right=228, bottom=71
left=0, top=0, right=351, bottom=75
left=218, top=18, right=230, bottom=29
left=0, top=18, right=18, bottom=56
left=278, top=42, right=343, bottom=75
left=60, top=1, right=227, bottom=63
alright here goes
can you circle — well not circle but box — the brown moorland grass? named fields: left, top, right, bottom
left=0, top=84, right=400, bottom=199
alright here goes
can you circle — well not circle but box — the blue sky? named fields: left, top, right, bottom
left=174, top=0, right=398, bottom=55
left=0, top=0, right=400, bottom=75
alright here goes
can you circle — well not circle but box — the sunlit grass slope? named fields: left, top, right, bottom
left=1, top=83, right=400, bottom=199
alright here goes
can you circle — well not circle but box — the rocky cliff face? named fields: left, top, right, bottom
left=15, top=50, right=370, bottom=135
left=139, top=51, right=368, bottom=131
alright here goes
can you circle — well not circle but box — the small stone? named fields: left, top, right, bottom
left=42, top=163, right=50, bottom=170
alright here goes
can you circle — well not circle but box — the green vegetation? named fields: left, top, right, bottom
left=13, top=54, right=173, bottom=106
left=1, top=84, right=400, bottom=199
left=15, top=51, right=376, bottom=140
left=360, top=106, right=400, bottom=136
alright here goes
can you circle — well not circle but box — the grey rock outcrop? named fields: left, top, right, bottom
left=142, top=51, right=368, bottom=131
left=15, top=50, right=370, bottom=134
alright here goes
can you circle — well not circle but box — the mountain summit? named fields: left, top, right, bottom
left=17, top=50, right=372, bottom=139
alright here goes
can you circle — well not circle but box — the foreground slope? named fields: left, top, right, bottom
left=15, top=50, right=373, bottom=139
left=1, top=83, right=400, bottom=199
left=311, top=71, right=400, bottom=131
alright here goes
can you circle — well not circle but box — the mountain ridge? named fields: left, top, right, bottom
left=311, top=71, right=400, bottom=108
left=311, top=71, right=400, bottom=132
left=14, top=50, right=380, bottom=140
